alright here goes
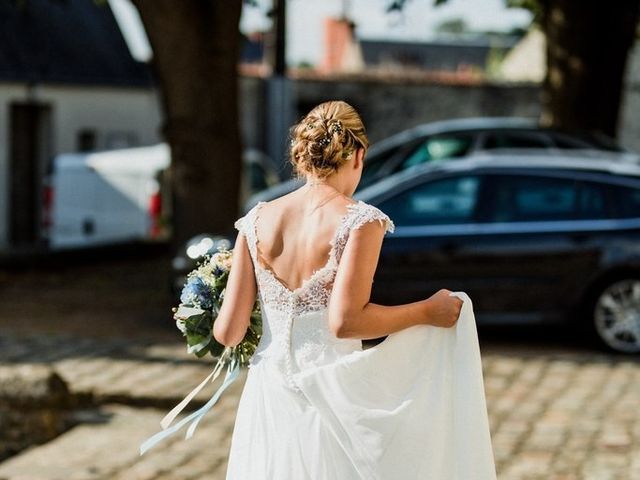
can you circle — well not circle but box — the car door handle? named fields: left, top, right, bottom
left=570, top=233, right=589, bottom=244
left=440, top=241, right=459, bottom=254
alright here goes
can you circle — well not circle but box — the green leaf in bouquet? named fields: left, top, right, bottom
left=183, top=311, right=213, bottom=337
left=186, top=332, right=208, bottom=347
left=194, top=344, right=210, bottom=358
left=209, top=340, right=226, bottom=358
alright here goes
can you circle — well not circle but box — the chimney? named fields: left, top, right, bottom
left=320, top=17, right=363, bottom=73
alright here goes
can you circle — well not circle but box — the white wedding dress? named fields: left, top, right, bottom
left=225, top=200, right=497, bottom=479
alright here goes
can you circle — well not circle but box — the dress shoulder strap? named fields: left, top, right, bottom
left=344, top=200, right=395, bottom=235
left=233, top=201, right=265, bottom=262
left=331, top=200, right=395, bottom=264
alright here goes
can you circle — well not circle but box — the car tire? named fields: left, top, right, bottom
left=584, top=278, right=640, bottom=354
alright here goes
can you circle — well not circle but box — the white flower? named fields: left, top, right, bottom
left=176, top=318, right=187, bottom=334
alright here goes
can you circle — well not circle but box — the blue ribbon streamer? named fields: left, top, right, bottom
left=139, top=347, right=240, bottom=456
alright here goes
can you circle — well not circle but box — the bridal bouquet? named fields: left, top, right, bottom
left=173, top=248, right=262, bottom=365
left=140, top=247, right=262, bottom=456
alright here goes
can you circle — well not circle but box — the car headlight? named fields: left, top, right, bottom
left=185, top=235, right=233, bottom=260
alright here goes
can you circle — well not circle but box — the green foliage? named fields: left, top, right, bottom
left=434, top=17, right=469, bottom=34
left=183, top=310, right=214, bottom=358
left=296, top=60, right=315, bottom=69
left=505, top=0, right=544, bottom=24
left=387, top=0, right=541, bottom=24
left=386, top=0, right=406, bottom=11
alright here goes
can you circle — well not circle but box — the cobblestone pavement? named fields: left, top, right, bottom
left=1, top=255, right=639, bottom=479
left=0, top=333, right=638, bottom=480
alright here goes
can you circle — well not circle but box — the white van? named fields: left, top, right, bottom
left=43, top=143, right=172, bottom=250
left=42, top=143, right=281, bottom=250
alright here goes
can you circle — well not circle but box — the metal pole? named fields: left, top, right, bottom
left=265, top=0, right=294, bottom=179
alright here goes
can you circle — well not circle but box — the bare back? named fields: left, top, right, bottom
left=253, top=188, right=358, bottom=293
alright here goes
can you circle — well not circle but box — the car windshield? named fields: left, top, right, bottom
left=358, top=144, right=404, bottom=190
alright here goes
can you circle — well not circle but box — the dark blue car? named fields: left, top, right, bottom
left=353, top=153, right=640, bottom=354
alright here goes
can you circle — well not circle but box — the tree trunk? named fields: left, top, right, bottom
left=131, top=0, right=243, bottom=252
left=539, top=0, right=640, bottom=137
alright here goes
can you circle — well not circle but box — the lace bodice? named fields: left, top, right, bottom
left=234, top=199, right=395, bottom=392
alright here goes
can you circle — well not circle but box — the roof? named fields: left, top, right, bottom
left=360, top=37, right=519, bottom=71
left=54, top=143, right=170, bottom=172
left=0, top=0, right=154, bottom=86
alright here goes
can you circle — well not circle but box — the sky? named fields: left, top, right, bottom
left=108, top=0, right=533, bottom=65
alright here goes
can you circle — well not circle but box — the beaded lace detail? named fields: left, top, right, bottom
left=235, top=200, right=394, bottom=314
left=234, top=199, right=394, bottom=392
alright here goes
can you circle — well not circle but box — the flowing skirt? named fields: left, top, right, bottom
left=225, top=291, right=497, bottom=480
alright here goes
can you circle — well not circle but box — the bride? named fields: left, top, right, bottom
left=214, top=100, right=496, bottom=479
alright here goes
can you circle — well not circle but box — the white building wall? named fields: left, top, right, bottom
left=42, top=84, right=163, bottom=153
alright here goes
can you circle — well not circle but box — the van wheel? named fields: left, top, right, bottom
left=588, top=278, right=640, bottom=354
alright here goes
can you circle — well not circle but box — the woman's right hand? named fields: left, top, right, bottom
left=422, top=289, right=464, bottom=328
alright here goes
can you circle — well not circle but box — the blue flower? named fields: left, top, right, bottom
left=213, top=265, right=225, bottom=277
left=180, top=276, right=214, bottom=310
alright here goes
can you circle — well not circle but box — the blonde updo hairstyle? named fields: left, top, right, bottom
left=289, top=100, right=369, bottom=180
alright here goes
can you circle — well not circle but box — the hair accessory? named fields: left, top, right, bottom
left=327, top=120, right=343, bottom=135
left=316, top=119, right=344, bottom=148
left=318, top=135, right=331, bottom=147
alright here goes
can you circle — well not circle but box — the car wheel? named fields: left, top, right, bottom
left=589, top=278, right=640, bottom=354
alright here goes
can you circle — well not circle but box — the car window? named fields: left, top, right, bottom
left=547, top=132, right=593, bottom=149
left=358, top=144, right=404, bottom=190
left=487, top=175, right=578, bottom=222
left=249, top=162, right=270, bottom=192
left=564, top=132, right=623, bottom=152
left=611, top=184, right=640, bottom=218
left=577, top=181, right=610, bottom=220
left=483, top=132, right=550, bottom=149
left=399, top=135, right=473, bottom=170
left=377, top=175, right=482, bottom=226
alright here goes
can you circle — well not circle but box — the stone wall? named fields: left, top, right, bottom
left=0, top=365, right=77, bottom=461
left=291, top=77, right=541, bottom=144
left=240, top=71, right=640, bottom=169
left=240, top=74, right=540, bottom=172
